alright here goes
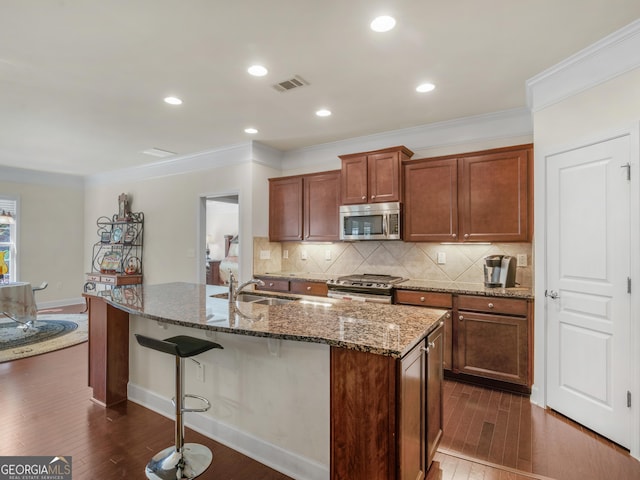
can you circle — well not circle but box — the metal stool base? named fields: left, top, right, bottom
left=145, top=443, right=213, bottom=480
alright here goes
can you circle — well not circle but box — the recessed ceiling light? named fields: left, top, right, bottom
left=164, top=96, right=183, bottom=105
left=244, top=127, right=258, bottom=134
left=416, top=83, right=436, bottom=93
left=316, top=109, right=332, bottom=117
left=248, top=65, right=268, bottom=77
left=370, top=15, right=396, bottom=32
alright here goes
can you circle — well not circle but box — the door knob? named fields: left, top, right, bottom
left=545, top=290, right=559, bottom=299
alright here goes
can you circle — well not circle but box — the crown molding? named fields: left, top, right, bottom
left=280, top=107, right=532, bottom=171
left=0, top=165, right=84, bottom=189
left=526, top=19, right=640, bottom=112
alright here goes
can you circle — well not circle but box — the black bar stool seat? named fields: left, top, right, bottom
left=135, top=333, right=223, bottom=480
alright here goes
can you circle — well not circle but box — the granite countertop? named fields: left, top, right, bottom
left=102, top=282, right=445, bottom=358
left=256, top=272, right=534, bottom=299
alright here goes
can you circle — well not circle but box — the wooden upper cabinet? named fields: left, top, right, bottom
left=304, top=170, right=341, bottom=241
left=404, top=158, right=458, bottom=242
left=269, top=170, right=341, bottom=242
left=403, top=144, right=532, bottom=243
left=269, top=176, right=303, bottom=241
left=340, top=146, right=413, bottom=205
left=459, top=147, right=531, bottom=242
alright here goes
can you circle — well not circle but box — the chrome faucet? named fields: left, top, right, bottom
left=228, top=272, right=265, bottom=303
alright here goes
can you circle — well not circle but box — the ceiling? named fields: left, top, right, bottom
left=1, top=1, right=639, bottom=176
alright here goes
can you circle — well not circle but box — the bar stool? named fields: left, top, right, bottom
left=135, top=334, right=223, bottom=480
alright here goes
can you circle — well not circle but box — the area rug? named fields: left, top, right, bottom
left=0, top=313, right=88, bottom=363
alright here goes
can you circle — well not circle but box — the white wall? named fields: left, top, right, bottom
left=0, top=170, right=85, bottom=306
left=532, top=66, right=640, bottom=458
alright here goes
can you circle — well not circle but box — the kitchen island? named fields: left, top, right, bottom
left=84, top=282, right=446, bottom=480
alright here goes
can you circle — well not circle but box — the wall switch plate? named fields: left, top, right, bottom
left=325, top=250, right=332, bottom=261
left=301, top=249, right=308, bottom=260
left=283, top=249, right=289, bottom=259
left=259, top=250, right=271, bottom=260
left=517, top=254, right=528, bottom=267
left=437, top=252, right=446, bottom=264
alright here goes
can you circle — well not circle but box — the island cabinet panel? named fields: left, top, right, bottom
left=340, top=146, right=414, bottom=205
left=330, top=322, right=444, bottom=479
left=331, top=347, right=397, bottom=480
left=404, top=158, right=458, bottom=242
left=454, top=295, right=529, bottom=387
left=395, top=290, right=453, bottom=371
left=269, top=176, right=303, bottom=241
left=85, top=294, right=129, bottom=407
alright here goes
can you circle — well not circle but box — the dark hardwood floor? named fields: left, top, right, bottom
left=2, top=304, right=639, bottom=479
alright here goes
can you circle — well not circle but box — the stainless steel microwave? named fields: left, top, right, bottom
left=339, top=202, right=401, bottom=240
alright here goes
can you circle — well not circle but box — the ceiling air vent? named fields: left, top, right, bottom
left=272, top=75, right=309, bottom=93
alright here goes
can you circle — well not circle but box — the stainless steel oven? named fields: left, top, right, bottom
left=326, top=274, right=405, bottom=304
left=339, top=202, right=401, bottom=241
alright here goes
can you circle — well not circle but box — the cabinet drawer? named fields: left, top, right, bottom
left=86, top=274, right=101, bottom=282
left=290, top=280, right=328, bottom=297
left=260, top=279, right=290, bottom=292
left=457, top=295, right=527, bottom=316
left=395, top=290, right=452, bottom=308
left=101, top=275, right=116, bottom=285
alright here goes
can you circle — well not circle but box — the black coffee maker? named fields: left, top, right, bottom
left=483, top=255, right=516, bottom=288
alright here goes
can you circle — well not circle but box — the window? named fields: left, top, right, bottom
left=0, top=197, right=17, bottom=283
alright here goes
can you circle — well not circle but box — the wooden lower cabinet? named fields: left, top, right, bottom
left=331, top=322, right=444, bottom=479
left=84, top=294, right=129, bottom=407
left=454, top=295, right=529, bottom=387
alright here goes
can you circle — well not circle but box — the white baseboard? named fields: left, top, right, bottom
left=127, top=382, right=329, bottom=480
left=38, top=296, right=85, bottom=310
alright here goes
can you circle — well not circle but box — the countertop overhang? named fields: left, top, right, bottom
left=99, top=282, right=446, bottom=358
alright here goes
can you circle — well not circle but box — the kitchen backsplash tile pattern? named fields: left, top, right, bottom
left=253, top=237, right=532, bottom=287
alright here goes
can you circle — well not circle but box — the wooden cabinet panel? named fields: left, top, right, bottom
left=289, top=280, right=328, bottom=296
left=404, top=158, right=458, bottom=242
left=304, top=171, right=341, bottom=241
left=426, top=323, right=444, bottom=468
left=398, top=339, right=426, bottom=480
left=457, top=295, right=527, bottom=316
left=341, top=156, right=369, bottom=204
left=403, top=144, right=532, bottom=243
left=331, top=347, right=396, bottom=480
left=458, top=148, right=530, bottom=242
left=269, top=177, right=303, bottom=241
left=85, top=294, right=129, bottom=407
left=368, top=151, right=402, bottom=203
left=340, top=146, right=413, bottom=205
left=394, top=290, right=452, bottom=371
left=258, top=279, right=290, bottom=293
left=455, top=309, right=528, bottom=386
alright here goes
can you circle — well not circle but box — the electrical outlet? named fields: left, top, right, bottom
left=259, top=249, right=271, bottom=260
left=196, top=362, right=204, bottom=382
left=301, top=249, right=308, bottom=260
left=325, top=249, right=332, bottom=261
left=283, top=249, right=289, bottom=259
left=437, top=252, right=446, bottom=264
left=517, top=254, right=528, bottom=267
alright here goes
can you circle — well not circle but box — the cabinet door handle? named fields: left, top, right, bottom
left=361, top=195, right=366, bottom=200
left=306, top=286, right=311, bottom=291
left=421, top=346, right=430, bottom=354
left=452, top=233, right=457, bottom=239
left=428, top=341, right=436, bottom=349
left=488, top=302, right=494, bottom=309
left=269, top=282, right=274, bottom=287
left=371, top=195, right=376, bottom=199
left=445, top=312, right=451, bottom=319
left=459, top=315, right=464, bottom=321
left=464, top=234, right=469, bottom=239
left=419, top=296, right=425, bottom=302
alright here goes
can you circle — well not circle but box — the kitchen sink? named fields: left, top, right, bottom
left=235, top=293, right=296, bottom=305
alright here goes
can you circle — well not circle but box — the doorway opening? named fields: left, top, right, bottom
left=204, top=194, right=239, bottom=286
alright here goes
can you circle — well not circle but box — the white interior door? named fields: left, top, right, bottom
left=546, top=135, right=631, bottom=448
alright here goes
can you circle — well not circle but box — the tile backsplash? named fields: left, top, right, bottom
left=253, top=237, right=532, bottom=287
